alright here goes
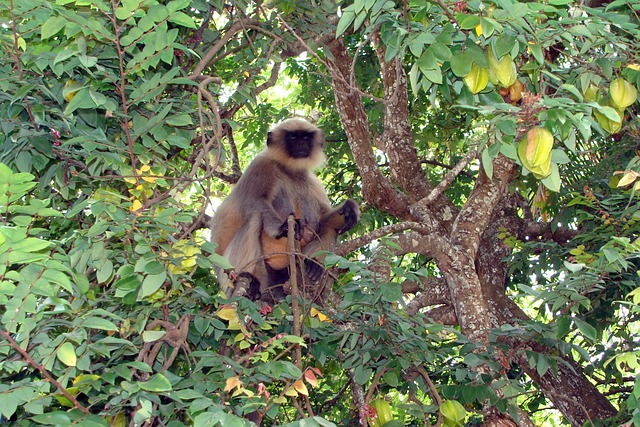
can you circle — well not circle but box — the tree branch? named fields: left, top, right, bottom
left=0, top=328, right=90, bottom=415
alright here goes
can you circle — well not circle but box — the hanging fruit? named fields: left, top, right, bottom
left=594, top=107, right=623, bottom=134
left=508, top=79, right=525, bottom=103
left=518, top=127, right=553, bottom=179
left=367, top=399, right=394, bottom=427
left=583, top=83, right=599, bottom=102
left=609, top=78, right=638, bottom=109
left=487, top=46, right=517, bottom=88
left=464, top=63, right=490, bottom=94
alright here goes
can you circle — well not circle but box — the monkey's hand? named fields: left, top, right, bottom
left=304, top=258, right=325, bottom=283
left=275, top=215, right=303, bottom=241
left=337, top=200, right=360, bottom=235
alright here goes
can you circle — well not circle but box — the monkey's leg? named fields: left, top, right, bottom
left=221, top=216, right=272, bottom=299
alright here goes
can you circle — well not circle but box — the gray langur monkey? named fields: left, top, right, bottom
left=210, top=118, right=360, bottom=301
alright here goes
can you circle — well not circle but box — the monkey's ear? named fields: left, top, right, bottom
left=267, top=131, right=274, bottom=146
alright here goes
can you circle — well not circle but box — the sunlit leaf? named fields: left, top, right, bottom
left=57, top=342, right=77, bottom=367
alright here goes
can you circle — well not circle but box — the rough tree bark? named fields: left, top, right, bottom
left=326, top=32, right=618, bottom=426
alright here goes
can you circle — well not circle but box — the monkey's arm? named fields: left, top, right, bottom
left=303, top=199, right=360, bottom=282
left=317, top=199, right=359, bottom=235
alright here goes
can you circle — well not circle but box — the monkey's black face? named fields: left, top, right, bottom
left=284, top=130, right=316, bottom=158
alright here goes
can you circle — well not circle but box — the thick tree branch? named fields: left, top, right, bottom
left=327, top=38, right=413, bottom=218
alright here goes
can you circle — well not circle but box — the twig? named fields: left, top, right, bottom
left=336, top=221, right=432, bottom=255
left=287, top=215, right=302, bottom=370
left=412, top=144, right=480, bottom=210
left=0, top=328, right=91, bottom=414
left=416, top=365, right=443, bottom=426
left=364, top=368, right=387, bottom=403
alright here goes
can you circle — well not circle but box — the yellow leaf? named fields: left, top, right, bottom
left=57, top=342, right=77, bottom=367
left=63, top=79, right=81, bottom=102
left=617, top=171, right=639, bottom=187
left=242, top=388, right=255, bottom=397
left=293, top=379, right=308, bottom=396
left=310, top=307, right=331, bottom=322
left=106, top=412, right=126, bottom=427
left=627, top=64, right=640, bottom=71
left=138, top=165, right=151, bottom=173
left=217, top=305, right=238, bottom=321
left=224, top=376, right=242, bottom=392
left=17, top=36, right=26, bottom=51
left=475, top=24, right=482, bottom=36
left=272, top=396, right=287, bottom=404
left=73, top=374, right=100, bottom=386
left=284, top=387, right=298, bottom=397
left=130, top=199, right=143, bottom=212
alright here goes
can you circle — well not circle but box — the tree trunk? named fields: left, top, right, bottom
left=325, top=33, right=617, bottom=426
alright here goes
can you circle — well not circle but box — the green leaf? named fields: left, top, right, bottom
left=595, top=58, right=613, bottom=79
left=429, top=42, right=452, bottom=62
left=574, top=318, right=597, bottom=341
left=166, top=113, right=193, bottom=126
left=541, top=162, right=561, bottom=192
left=144, top=260, right=165, bottom=275
left=450, top=52, right=472, bottom=77
left=166, top=0, right=191, bottom=12
left=82, top=317, right=119, bottom=331
left=494, top=33, right=516, bottom=58
left=536, top=354, right=550, bottom=377
left=0, top=392, right=18, bottom=418
left=168, top=12, right=197, bottom=28
left=556, top=316, right=572, bottom=338
left=139, top=373, right=172, bottom=392
left=210, top=252, right=233, bottom=269
left=528, top=42, right=544, bottom=65
left=354, top=365, right=372, bottom=385
left=142, top=330, right=166, bottom=342
left=423, top=67, right=443, bottom=84
left=64, top=88, right=97, bottom=115
left=336, top=10, right=355, bottom=37
left=139, top=272, right=167, bottom=299
left=32, top=412, right=72, bottom=425
left=458, top=14, right=481, bottom=30
left=194, top=412, right=253, bottom=427
left=380, top=282, right=402, bottom=302
left=57, top=342, right=77, bottom=367
left=559, top=83, right=583, bottom=101
left=482, top=148, right=494, bottom=179
left=97, top=259, right=114, bottom=283
left=383, top=371, right=399, bottom=387
left=41, top=17, right=66, bottom=39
